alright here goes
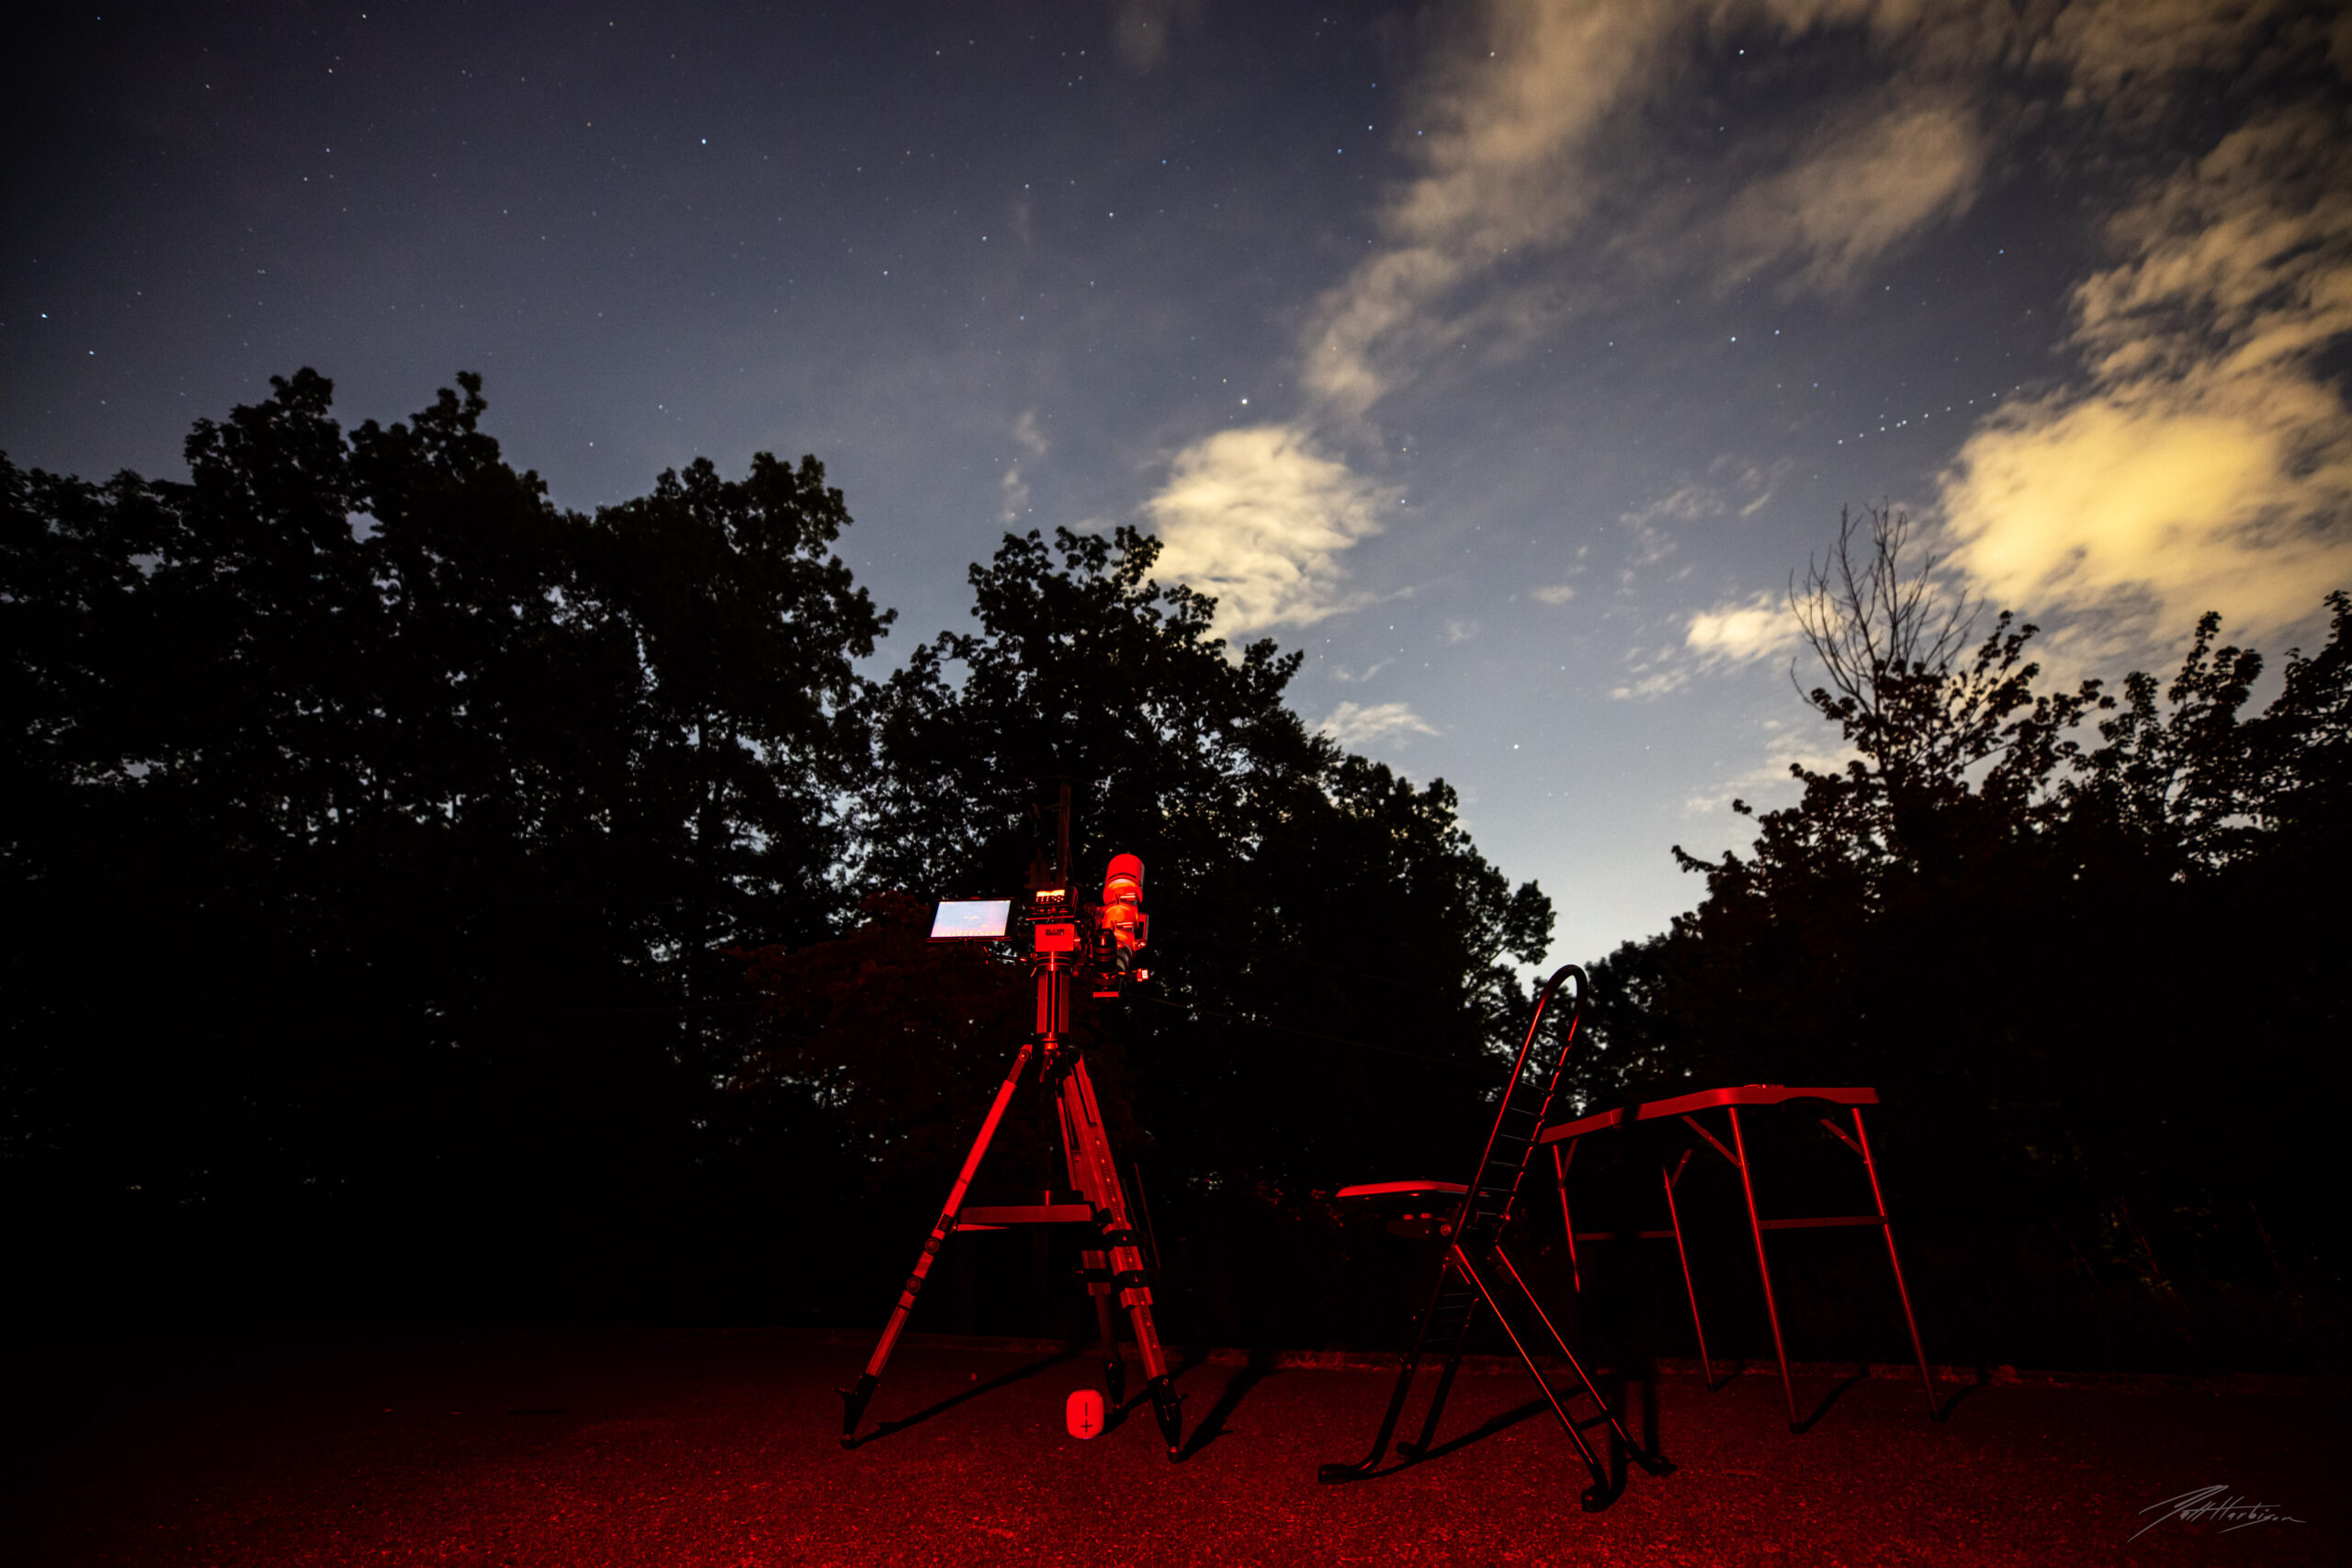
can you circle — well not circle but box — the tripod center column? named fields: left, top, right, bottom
left=1036, top=951, right=1071, bottom=1043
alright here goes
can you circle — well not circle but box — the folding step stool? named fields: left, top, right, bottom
left=1318, top=964, right=1672, bottom=1507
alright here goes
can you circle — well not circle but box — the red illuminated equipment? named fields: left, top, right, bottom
left=1541, top=1084, right=1939, bottom=1431
left=1321, top=966, right=1673, bottom=1507
left=839, top=784, right=1183, bottom=1457
left=1096, top=852, right=1148, bottom=975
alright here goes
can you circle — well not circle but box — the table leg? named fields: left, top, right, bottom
left=1728, top=1106, right=1798, bottom=1430
left=1852, top=1105, right=1938, bottom=1418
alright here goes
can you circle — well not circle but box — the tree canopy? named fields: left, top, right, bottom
left=10, top=375, right=2338, bottom=1364
left=3, top=376, right=1547, bottom=1338
left=3, top=371, right=888, bottom=1315
left=752, top=525, right=1549, bottom=1187
left=1578, top=507, right=2346, bottom=1363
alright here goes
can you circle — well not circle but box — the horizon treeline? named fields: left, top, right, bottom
left=2, top=370, right=1545, bottom=1339
left=5, top=373, right=2344, bottom=1370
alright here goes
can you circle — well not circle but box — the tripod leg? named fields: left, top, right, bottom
left=1055, top=1093, right=1128, bottom=1411
left=1062, top=1057, right=1183, bottom=1456
left=1095, top=1294, right=1126, bottom=1409
left=841, top=1041, right=1034, bottom=1448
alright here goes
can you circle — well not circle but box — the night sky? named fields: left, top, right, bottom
left=7, top=2, right=2348, bottom=962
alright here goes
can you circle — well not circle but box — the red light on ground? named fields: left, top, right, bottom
left=1066, top=1388, right=1104, bottom=1438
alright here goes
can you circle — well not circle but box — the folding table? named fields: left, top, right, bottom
left=1537, top=1084, right=1937, bottom=1429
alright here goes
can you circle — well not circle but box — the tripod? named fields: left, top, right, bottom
left=838, top=916, right=1184, bottom=1455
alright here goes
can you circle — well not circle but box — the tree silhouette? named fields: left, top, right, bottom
left=1578, top=510, right=2346, bottom=1363
left=743, top=525, right=1552, bottom=1344
left=3, top=370, right=888, bottom=1316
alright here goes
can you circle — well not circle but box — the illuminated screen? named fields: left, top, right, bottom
left=929, top=899, right=1012, bottom=940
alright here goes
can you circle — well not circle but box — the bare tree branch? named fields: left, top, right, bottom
left=1789, top=502, right=1979, bottom=720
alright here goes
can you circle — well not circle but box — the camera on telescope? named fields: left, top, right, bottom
left=927, top=856, right=1151, bottom=996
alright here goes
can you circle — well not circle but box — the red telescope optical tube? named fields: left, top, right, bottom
left=1099, top=852, right=1148, bottom=962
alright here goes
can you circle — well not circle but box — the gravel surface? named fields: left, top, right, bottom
left=8, top=1328, right=2342, bottom=1565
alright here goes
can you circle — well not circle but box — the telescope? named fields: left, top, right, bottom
left=842, top=782, right=1183, bottom=1456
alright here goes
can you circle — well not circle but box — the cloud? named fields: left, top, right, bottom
left=1612, top=462, right=1786, bottom=589
left=1317, top=700, right=1439, bottom=748
left=1718, top=98, right=1984, bottom=294
left=1611, top=665, right=1692, bottom=702
left=1108, top=0, right=1204, bottom=73
left=1532, top=583, right=1577, bottom=604
left=1609, top=592, right=1804, bottom=700
left=1293, top=0, right=2035, bottom=422
left=1300, top=4, right=1677, bottom=419
left=2033, top=0, right=2346, bottom=127
left=1000, top=410, right=1048, bottom=523
left=1939, top=104, right=2352, bottom=646
left=1144, top=2, right=2339, bottom=640
left=1681, top=719, right=1856, bottom=817
left=1685, top=592, right=1805, bottom=666
left=1623, top=482, right=1724, bottom=531
left=1144, top=423, right=1397, bottom=636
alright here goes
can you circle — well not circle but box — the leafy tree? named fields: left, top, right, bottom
left=2, top=370, right=888, bottom=1316
left=1578, top=507, right=2346, bottom=1365
left=745, top=526, right=1551, bottom=1342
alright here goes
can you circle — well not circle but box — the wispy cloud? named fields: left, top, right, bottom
left=1685, top=592, right=1804, bottom=666
left=1299, top=1, right=2019, bottom=421
left=1610, top=662, right=1692, bottom=702
left=1108, top=0, right=1204, bottom=73
left=999, top=411, right=1049, bottom=523
left=1610, top=590, right=1804, bottom=700
left=1682, top=719, right=1856, bottom=817
left=1302, top=4, right=1677, bottom=422
left=1614, top=461, right=1787, bottom=590
left=1317, top=700, right=1439, bottom=748
left=1623, top=482, right=1724, bottom=532
left=1145, top=424, right=1397, bottom=637
left=1151, top=1, right=2348, bottom=649
left=1719, top=96, right=1984, bottom=295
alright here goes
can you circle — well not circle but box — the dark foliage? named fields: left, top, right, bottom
left=2, top=371, right=888, bottom=1319
left=1576, top=507, right=2346, bottom=1369
left=14, top=370, right=2339, bottom=1371
left=741, top=527, right=1551, bottom=1345
left=2, top=379, right=1545, bottom=1341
